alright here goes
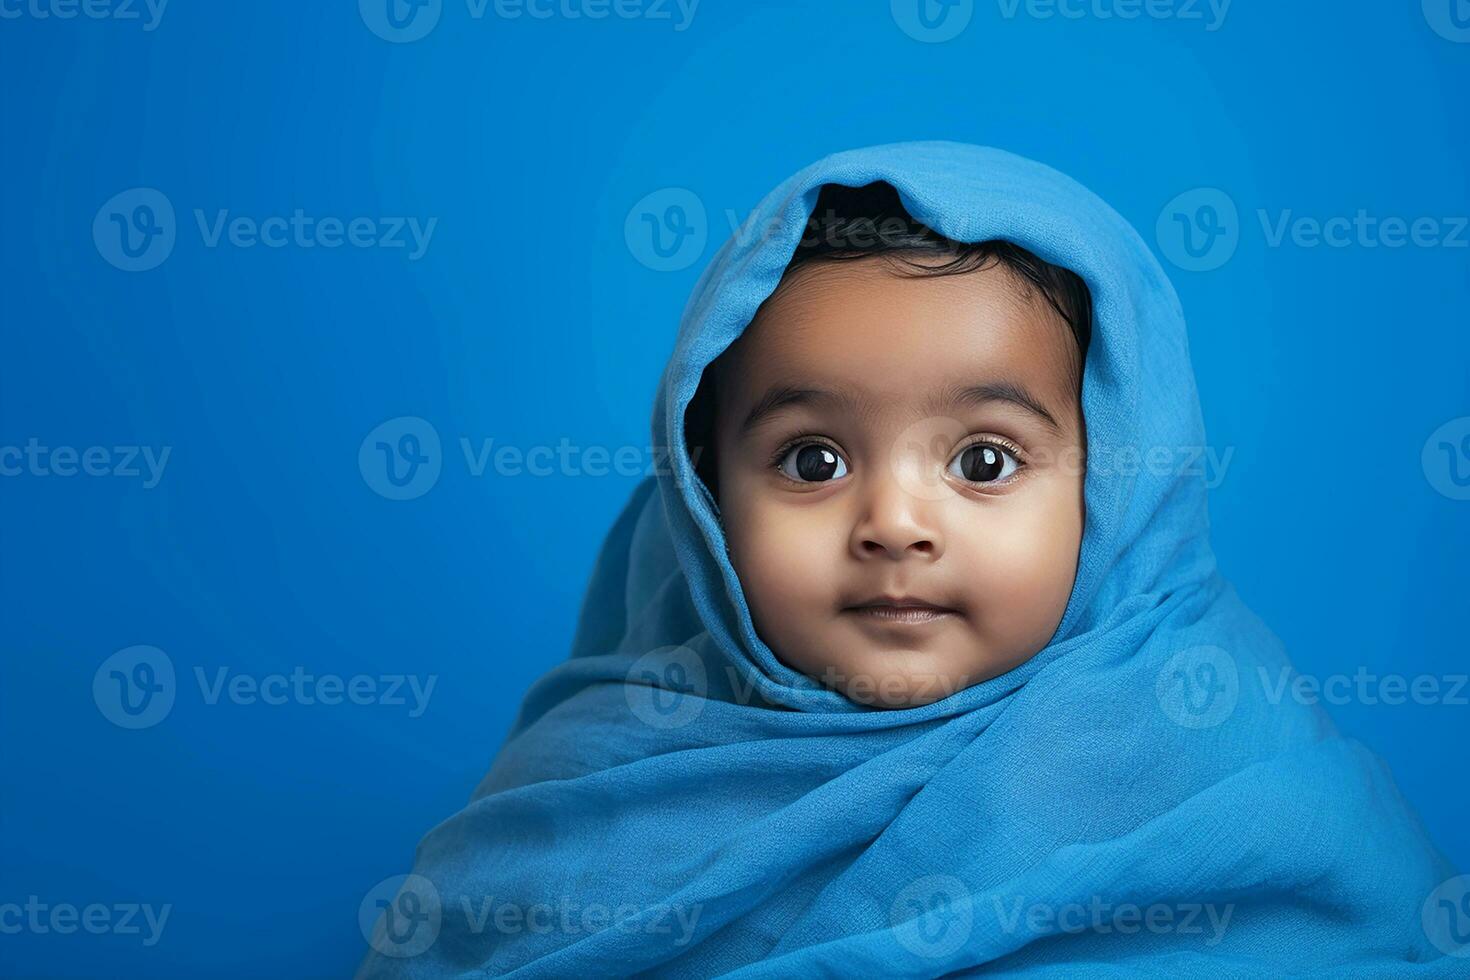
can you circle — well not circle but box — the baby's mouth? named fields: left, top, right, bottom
left=842, top=597, right=958, bottom=625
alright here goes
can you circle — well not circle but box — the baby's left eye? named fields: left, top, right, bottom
left=777, top=442, right=849, bottom=483
left=948, top=443, right=1020, bottom=484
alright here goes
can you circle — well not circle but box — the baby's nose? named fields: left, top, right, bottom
left=849, top=480, right=944, bottom=561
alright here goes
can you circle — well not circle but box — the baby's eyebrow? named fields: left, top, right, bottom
left=737, top=379, right=1065, bottom=437
left=738, top=384, right=847, bottom=435
left=930, top=381, right=1064, bottom=434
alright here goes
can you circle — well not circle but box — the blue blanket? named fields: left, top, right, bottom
left=357, top=142, right=1463, bottom=977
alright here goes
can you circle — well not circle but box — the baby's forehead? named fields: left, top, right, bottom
left=718, top=259, right=1082, bottom=407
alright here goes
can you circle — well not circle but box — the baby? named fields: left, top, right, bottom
left=685, top=182, right=1091, bottom=708
left=360, top=144, right=1458, bottom=979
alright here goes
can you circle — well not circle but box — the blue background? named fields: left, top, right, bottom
left=2, top=1, right=1467, bottom=975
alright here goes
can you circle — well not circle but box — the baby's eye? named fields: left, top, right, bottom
left=948, top=442, right=1020, bottom=484
left=776, top=442, right=849, bottom=483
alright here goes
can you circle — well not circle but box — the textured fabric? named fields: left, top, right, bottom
left=357, top=142, right=1461, bottom=978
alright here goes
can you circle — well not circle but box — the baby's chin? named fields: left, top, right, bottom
left=784, top=641, right=1019, bottom=710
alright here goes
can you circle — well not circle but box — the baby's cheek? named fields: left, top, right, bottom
left=725, top=498, right=844, bottom=629
left=954, top=496, right=1081, bottom=653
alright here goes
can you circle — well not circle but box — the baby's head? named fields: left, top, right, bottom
left=686, top=182, right=1091, bottom=708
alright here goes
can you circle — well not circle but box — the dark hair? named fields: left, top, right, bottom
left=685, top=181, right=1093, bottom=500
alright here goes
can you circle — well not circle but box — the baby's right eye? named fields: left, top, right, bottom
left=776, top=442, right=849, bottom=483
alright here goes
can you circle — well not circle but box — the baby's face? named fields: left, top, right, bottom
left=710, top=258, right=1086, bottom=707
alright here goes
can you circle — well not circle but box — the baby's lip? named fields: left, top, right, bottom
left=843, top=594, right=957, bottom=612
